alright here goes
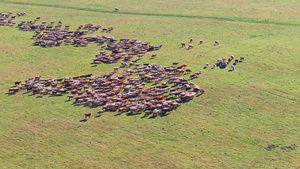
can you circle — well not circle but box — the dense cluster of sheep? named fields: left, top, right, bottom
left=0, top=12, right=26, bottom=26
left=3, top=14, right=162, bottom=63
left=9, top=63, right=203, bottom=118
left=93, top=39, right=162, bottom=64
left=16, top=18, right=114, bottom=47
left=215, top=55, right=244, bottom=69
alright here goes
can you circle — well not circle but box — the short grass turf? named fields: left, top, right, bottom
left=0, top=0, right=300, bottom=168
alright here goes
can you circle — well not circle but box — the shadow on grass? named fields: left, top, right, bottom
left=159, top=112, right=170, bottom=117
left=149, top=115, right=157, bottom=119
left=196, top=93, right=204, bottom=97
left=5, top=92, right=15, bottom=96
left=126, top=112, right=142, bottom=116
left=94, top=115, right=101, bottom=118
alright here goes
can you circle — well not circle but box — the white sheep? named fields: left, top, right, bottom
left=231, top=65, right=235, bottom=70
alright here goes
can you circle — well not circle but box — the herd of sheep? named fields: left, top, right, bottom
left=3, top=12, right=245, bottom=119
left=3, top=12, right=205, bottom=119
left=9, top=62, right=203, bottom=119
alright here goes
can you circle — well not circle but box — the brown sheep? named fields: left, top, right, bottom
left=85, top=113, right=92, bottom=119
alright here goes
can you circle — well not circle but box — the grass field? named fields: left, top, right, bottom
left=0, top=0, right=300, bottom=168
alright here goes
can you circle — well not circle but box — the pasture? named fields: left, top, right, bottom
left=0, top=0, right=300, bottom=168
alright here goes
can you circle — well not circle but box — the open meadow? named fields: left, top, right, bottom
left=0, top=0, right=300, bottom=168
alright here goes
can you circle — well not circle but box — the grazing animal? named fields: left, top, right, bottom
left=114, top=67, right=120, bottom=71
left=85, top=113, right=92, bottom=119
left=215, top=41, right=219, bottom=45
left=212, top=64, right=216, bottom=68
left=206, top=63, right=209, bottom=67
left=98, top=110, right=104, bottom=114
left=231, top=55, right=234, bottom=59
left=181, top=43, right=185, bottom=47
left=185, top=69, right=192, bottom=73
left=231, top=65, right=235, bottom=70
left=235, top=59, right=239, bottom=64
left=68, top=95, right=74, bottom=100
left=189, top=38, right=193, bottom=43
left=240, top=56, right=245, bottom=61
left=188, top=44, right=194, bottom=49
left=115, top=8, right=119, bottom=11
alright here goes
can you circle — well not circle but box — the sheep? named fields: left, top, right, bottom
left=121, top=62, right=128, bottom=67
left=68, top=95, right=74, bottom=100
left=240, top=56, right=245, bottom=61
left=185, top=69, right=192, bottom=73
left=181, top=43, right=185, bottom=47
left=151, top=54, right=157, bottom=58
left=231, top=55, right=234, bottom=59
left=115, top=8, right=119, bottom=11
left=85, top=113, right=92, bottom=119
left=108, top=27, right=114, bottom=31
left=215, top=41, right=219, bottom=45
left=231, top=65, right=235, bottom=70
left=15, top=81, right=21, bottom=86
left=188, top=44, right=194, bottom=49
left=199, top=40, right=203, bottom=44
left=206, top=63, right=209, bottom=67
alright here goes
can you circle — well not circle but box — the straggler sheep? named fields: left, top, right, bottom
left=240, top=56, right=245, bottom=61
left=206, top=63, right=209, bottom=67
left=181, top=43, right=185, bottom=47
left=188, top=44, right=193, bottom=49
left=85, top=113, right=92, bottom=119
left=231, top=55, right=234, bottom=59
left=189, top=38, right=193, bottom=43
left=199, top=40, right=203, bottom=44
left=115, top=8, right=119, bottom=11
left=231, top=65, right=235, bottom=70
left=215, top=41, right=219, bottom=45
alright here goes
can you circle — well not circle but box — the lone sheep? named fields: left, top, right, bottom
left=231, top=65, right=235, bottom=70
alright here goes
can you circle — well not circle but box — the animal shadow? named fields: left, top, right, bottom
left=80, top=119, right=87, bottom=122
left=94, top=115, right=101, bottom=118
left=149, top=115, right=157, bottom=119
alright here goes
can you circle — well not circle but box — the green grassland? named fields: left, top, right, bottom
left=0, top=0, right=300, bottom=168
